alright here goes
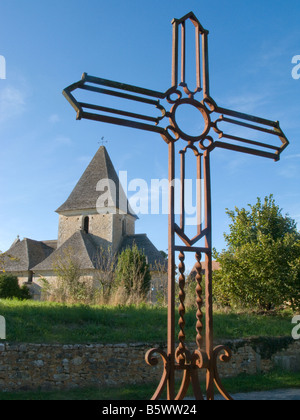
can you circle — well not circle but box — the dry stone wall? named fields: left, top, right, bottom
left=0, top=338, right=298, bottom=392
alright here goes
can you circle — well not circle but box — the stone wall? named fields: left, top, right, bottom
left=0, top=337, right=298, bottom=392
left=57, top=212, right=114, bottom=249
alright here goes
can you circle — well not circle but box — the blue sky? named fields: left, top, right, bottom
left=0, top=0, right=299, bottom=270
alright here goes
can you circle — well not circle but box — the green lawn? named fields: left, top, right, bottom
left=0, top=370, right=299, bottom=400
left=0, top=299, right=294, bottom=344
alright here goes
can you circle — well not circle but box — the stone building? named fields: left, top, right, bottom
left=1, top=146, right=166, bottom=299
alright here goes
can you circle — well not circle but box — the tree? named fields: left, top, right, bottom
left=115, top=244, right=151, bottom=302
left=0, top=274, right=31, bottom=300
left=93, top=246, right=117, bottom=302
left=214, top=195, right=300, bottom=311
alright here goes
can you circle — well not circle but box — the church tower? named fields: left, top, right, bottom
left=55, top=146, right=137, bottom=252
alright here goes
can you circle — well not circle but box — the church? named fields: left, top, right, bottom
left=2, top=146, right=166, bottom=299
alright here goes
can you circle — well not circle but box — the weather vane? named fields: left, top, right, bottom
left=63, top=12, right=289, bottom=401
left=99, top=136, right=108, bottom=147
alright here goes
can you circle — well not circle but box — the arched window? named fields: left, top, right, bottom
left=83, top=216, right=89, bottom=234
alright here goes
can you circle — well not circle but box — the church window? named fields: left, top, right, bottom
left=83, top=216, right=89, bottom=234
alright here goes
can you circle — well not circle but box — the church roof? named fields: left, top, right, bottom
left=32, top=231, right=99, bottom=272
left=119, top=234, right=167, bottom=271
left=32, top=232, right=166, bottom=274
left=56, top=146, right=136, bottom=217
left=2, top=238, right=55, bottom=272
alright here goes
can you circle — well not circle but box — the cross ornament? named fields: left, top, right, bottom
left=63, top=12, right=289, bottom=401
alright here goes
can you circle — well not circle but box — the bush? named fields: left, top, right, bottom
left=42, top=248, right=96, bottom=304
left=0, top=274, right=31, bottom=300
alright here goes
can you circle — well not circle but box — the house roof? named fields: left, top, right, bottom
left=32, top=231, right=99, bottom=272
left=56, top=146, right=136, bottom=217
left=119, top=234, right=167, bottom=271
left=2, top=238, right=55, bottom=272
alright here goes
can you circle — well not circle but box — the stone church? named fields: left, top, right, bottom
left=2, top=146, right=166, bottom=298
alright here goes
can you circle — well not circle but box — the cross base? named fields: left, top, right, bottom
left=146, top=345, right=233, bottom=401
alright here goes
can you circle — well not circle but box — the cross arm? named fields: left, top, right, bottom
left=206, top=100, right=289, bottom=161
left=62, top=73, right=173, bottom=140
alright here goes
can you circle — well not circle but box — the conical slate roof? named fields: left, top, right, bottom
left=56, top=146, right=135, bottom=216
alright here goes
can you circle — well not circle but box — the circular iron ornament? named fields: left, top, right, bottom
left=169, top=98, right=211, bottom=143
left=199, top=135, right=214, bottom=150
left=166, top=88, right=183, bottom=104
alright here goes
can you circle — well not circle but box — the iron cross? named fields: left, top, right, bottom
left=63, top=12, right=289, bottom=401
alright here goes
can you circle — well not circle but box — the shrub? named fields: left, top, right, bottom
left=115, top=244, right=151, bottom=302
left=0, top=274, right=31, bottom=300
left=43, top=248, right=96, bottom=304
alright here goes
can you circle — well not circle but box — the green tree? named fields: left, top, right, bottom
left=115, top=244, right=151, bottom=301
left=0, top=274, right=31, bottom=300
left=214, top=195, right=300, bottom=311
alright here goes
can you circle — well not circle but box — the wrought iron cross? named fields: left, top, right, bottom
left=63, top=12, right=289, bottom=401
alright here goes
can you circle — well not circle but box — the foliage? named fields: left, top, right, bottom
left=42, top=248, right=96, bottom=304
left=0, top=274, right=31, bottom=300
left=214, top=195, right=300, bottom=311
left=115, top=244, right=151, bottom=302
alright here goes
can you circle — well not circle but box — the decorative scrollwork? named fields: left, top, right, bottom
left=199, top=135, right=214, bottom=151
left=145, top=348, right=170, bottom=401
left=165, top=87, right=183, bottom=104
left=145, top=348, right=169, bottom=367
left=191, top=349, right=209, bottom=370
left=212, top=116, right=224, bottom=137
left=212, top=345, right=234, bottom=401
left=179, top=82, right=202, bottom=98
left=202, top=96, right=218, bottom=113
left=165, top=125, right=180, bottom=142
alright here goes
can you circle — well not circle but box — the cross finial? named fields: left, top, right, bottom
left=99, top=136, right=108, bottom=147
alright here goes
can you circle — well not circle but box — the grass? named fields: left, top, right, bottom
left=0, top=300, right=298, bottom=401
left=0, top=299, right=294, bottom=344
left=0, top=370, right=299, bottom=400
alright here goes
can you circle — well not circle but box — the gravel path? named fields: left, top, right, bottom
left=217, top=389, right=300, bottom=401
